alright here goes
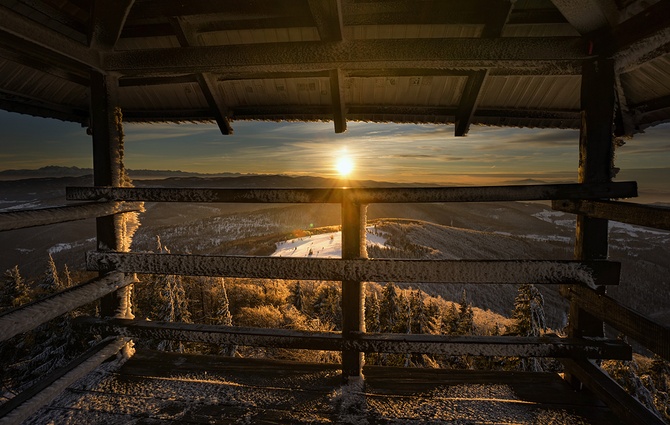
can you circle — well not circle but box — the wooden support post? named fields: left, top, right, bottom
left=564, top=58, right=616, bottom=388
left=89, top=71, right=130, bottom=318
left=341, top=190, right=367, bottom=379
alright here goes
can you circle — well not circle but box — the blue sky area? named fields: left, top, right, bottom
left=0, top=109, right=668, bottom=185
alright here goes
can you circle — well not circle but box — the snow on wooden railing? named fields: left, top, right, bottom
left=0, top=337, right=131, bottom=425
left=0, top=273, right=136, bottom=342
left=75, top=317, right=632, bottom=360
left=561, top=285, right=670, bottom=361
left=66, top=182, right=638, bottom=204
left=0, top=202, right=143, bottom=232
left=85, top=252, right=620, bottom=288
left=553, top=199, right=670, bottom=231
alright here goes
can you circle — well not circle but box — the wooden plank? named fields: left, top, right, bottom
left=0, top=273, right=135, bottom=342
left=102, top=38, right=587, bottom=76
left=553, top=200, right=670, bottom=232
left=67, top=182, right=638, bottom=204
left=561, top=358, right=666, bottom=425
left=0, top=337, right=129, bottom=424
left=77, top=317, right=631, bottom=359
left=85, top=252, right=620, bottom=286
left=561, top=285, right=670, bottom=361
left=0, top=202, right=143, bottom=232
left=341, top=197, right=366, bottom=377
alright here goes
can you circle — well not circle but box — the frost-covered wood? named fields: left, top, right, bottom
left=0, top=202, right=142, bottom=232
left=561, top=285, right=670, bottom=361
left=561, top=358, right=666, bottom=425
left=0, top=273, right=135, bottom=342
left=553, top=200, right=670, bottom=232
left=67, top=182, right=638, bottom=204
left=103, top=38, right=587, bottom=75
left=86, top=252, right=620, bottom=287
left=0, top=337, right=130, bottom=425
left=77, top=317, right=631, bottom=360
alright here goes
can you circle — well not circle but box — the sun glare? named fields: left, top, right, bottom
left=336, top=155, right=354, bottom=177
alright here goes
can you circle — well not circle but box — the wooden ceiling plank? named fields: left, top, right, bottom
left=0, top=42, right=89, bottom=86
left=0, top=4, right=100, bottom=71
left=308, top=0, right=343, bottom=42
left=103, top=37, right=586, bottom=76
left=550, top=0, right=613, bottom=34
left=89, top=0, right=136, bottom=49
left=170, top=17, right=233, bottom=135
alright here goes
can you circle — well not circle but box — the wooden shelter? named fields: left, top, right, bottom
left=1, top=0, right=670, bottom=423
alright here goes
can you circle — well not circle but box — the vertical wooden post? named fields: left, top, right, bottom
left=90, top=71, right=127, bottom=318
left=341, top=190, right=367, bottom=379
left=565, top=59, right=615, bottom=387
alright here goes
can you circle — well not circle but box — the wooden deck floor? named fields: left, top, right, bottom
left=24, top=349, right=623, bottom=424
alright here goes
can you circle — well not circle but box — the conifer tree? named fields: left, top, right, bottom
left=510, top=284, right=546, bottom=337
left=456, top=289, right=474, bottom=336
left=2, top=265, right=30, bottom=310
left=365, top=291, right=381, bottom=333
left=379, top=283, right=400, bottom=333
left=290, top=281, right=305, bottom=313
left=41, top=253, right=62, bottom=293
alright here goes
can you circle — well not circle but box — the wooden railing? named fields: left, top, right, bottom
left=2, top=181, right=670, bottom=425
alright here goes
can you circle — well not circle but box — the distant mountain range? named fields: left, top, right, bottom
left=0, top=166, right=246, bottom=180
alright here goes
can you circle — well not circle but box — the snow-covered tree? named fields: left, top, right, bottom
left=290, top=281, right=305, bottom=313
left=379, top=283, right=400, bottom=333
left=510, top=284, right=546, bottom=337
left=365, top=291, right=381, bottom=333
left=455, top=289, right=474, bottom=336
left=2, top=265, right=30, bottom=310
left=41, top=254, right=62, bottom=293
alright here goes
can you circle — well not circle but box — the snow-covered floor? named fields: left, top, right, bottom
left=22, top=350, right=623, bottom=425
left=271, top=228, right=387, bottom=258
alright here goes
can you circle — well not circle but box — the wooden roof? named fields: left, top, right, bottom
left=0, top=0, right=669, bottom=136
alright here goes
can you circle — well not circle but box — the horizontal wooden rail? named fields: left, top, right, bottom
left=553, top=200, right=670, bottom=231
left=0, top=202, right=143, bottom=232
left=0, top=273, right=136, bottom=342
left=86, top=252, right=620, bottom=287
left=561, top=285, right=670, bottom=361
left=0, top=337, right=130, bottom=425
left=76, top=317, right=632, bottom=360
left=561, top=358, right=666, bottom=425
left=67, top=182, right=637, bottom=204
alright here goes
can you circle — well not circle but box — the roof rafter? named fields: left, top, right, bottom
left=308, top=0, right=343, bottom=42
left=170, top=16, right=233, bottom=135
left=453, top=0, right=512, bottom=136
left=0, top=4, right=100, bottom=71
left=103, top=37, right=587, bottom=76
left=330, top=68, right=346, bottom=133
left=89, top=0, right=136, bottom=49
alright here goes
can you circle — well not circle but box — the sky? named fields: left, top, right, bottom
left=0, top=109, right=669, bottom=185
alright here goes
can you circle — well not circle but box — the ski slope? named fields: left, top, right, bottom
left=271, top=228, right=387, bottom=258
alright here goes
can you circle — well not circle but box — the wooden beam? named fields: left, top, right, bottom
left=308, top=0, right=343, bottom=42
left=561, top=285, right=670, bottom=361
left=0, top=41, right=90, bottom=86
left=454, top=70, right=488, bottom=136
left=0, top=4, right=100, bottom=71
left=0, top=202, right=143, bottom=232
left=0, top=88, right=88, bottom=124
left=553, top=200, right=670, bottom=232
left=632, top=94, right=670, bottom=115
left=88, top=0, right=135, bottom=49
left=0, top=337, right=129, bottom=424
left=550, top=0, right=614, bottom=34
left=85, top=252, right=620, bottom=287
left=127, top=0, right=304, bottom=21
left=330, top=68, right=347, bottom=133
left=170, top=17, right=233, bottom=135
left=0, top=273, right=134, bottom=342
left=561, top=358, right=667, bottom=425
left=341, top=194, right=367, bottom=377
left=102, top=38, right=587, bottom=76
left=66, top=182, right=638, bottom=204
left=77, top=317, right=632, bottom=360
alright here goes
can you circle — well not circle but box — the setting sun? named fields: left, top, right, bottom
left=335, top=155, right=354, bottom=177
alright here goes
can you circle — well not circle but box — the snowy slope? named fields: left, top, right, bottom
left=271, top=228, right=387, bottom=258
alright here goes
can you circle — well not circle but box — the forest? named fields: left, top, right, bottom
left=2, top=245, right=669, bottom=422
